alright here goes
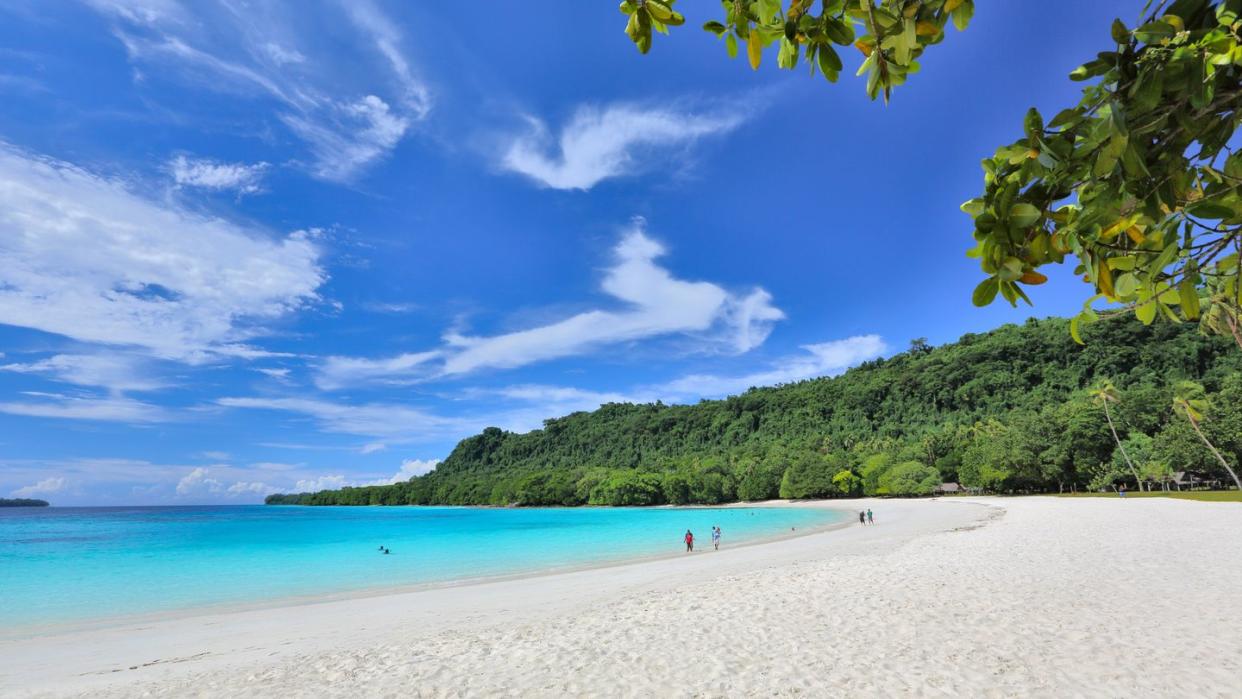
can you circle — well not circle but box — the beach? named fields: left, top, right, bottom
left=3, top=496, right=1240, bottom=697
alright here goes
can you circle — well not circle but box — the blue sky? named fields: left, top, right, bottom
left=0, top=0, right=1135, bottom=505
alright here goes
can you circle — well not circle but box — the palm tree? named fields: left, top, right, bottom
left=1173, top=381, right=1242, bottom=491
left=1090, top=380, right=1144, bottom=492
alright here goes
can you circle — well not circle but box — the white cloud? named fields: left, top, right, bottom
left=169, top=155, right=269, bottom=195
left=255, top=367, right=291, bottom=379
left=294, top=474, right=348, bottom=492
left=280, top=95, right=411, bottom=181
left=291, top=458, right=439, bottom=493
left=0, top=145, right=325, bottom=361
left=176, top=466, right=278, bottom=498
left=660, top=335, right=889, bottom=398
left=340, top=0, right=431, bottom=116
left=441, top=222, right=783, bottom=375
left=360, top=442, right=387, bottom=454
left=175, top=466, right=222, bottom=495
left=478, top=335, right=888, bottom=426
left=311, top=221, right=784, bottom=388
left=315, top=350, right=439, bottom=390
left=227, top=480, right=277, bottom=495
left=87, top=0, right=429, bottom=180
left=361, top=458, right=439, bottom=485
left=12, top=476, right=67, bottom=498
left=0, top=393, right=167, bottom=422
left=0, top=353, right=167, bottom=392
left=216, top=396, right=463, bottom=440
left=261, top=41, right=305, bottom=66
left=501, top=104, right=746, bottom=190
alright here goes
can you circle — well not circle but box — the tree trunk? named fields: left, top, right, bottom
left=1105, top=402, right=1144, bottom=492
left=1187, top=414, right=1242, bottom=491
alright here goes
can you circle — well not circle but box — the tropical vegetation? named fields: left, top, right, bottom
left=620, top=0, right=1242, bottom=349
left=0, top=498, right=49, bottom=507
left=267, top=316, right=1242, bottom=506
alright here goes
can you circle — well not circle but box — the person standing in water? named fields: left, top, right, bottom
left=684, top=529, right=694, bottom=552
left=867, top=509, right=874, bottom=525
left=711, top=526, right=721, bottom=551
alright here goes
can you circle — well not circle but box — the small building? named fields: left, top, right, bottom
left=1172, top=471, right=1220, bottom=490
left=935, top=482, right=964, bottom=495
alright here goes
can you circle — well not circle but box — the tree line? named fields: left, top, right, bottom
left=267, top=316, right=1242, bottom=507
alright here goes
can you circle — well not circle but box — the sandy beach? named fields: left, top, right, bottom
left=3, top=496, right=1240, bottom=698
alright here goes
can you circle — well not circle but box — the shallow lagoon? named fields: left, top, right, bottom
left=0, top=504, right=846, bottom=628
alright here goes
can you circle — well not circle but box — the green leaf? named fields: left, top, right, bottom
left=1114, top=272, right=1138, bottom=298
left=1110, top=18, right=1130, bottom=43
left=1135, top=300, right=1157, bottom=325
left=960, top=198, right=985, bottom=216
left=1186, top=201, right=1235, bottom=219
left=817, top=44, right=842, bottom=75
left=1009, top=202, right=1041, bottom=227
left=951, top=0, right=973, bottom=31
left=726, top=32, right=738, bottom=58
left=777, top=37, right=798, bottom=69
left=747, top=30, right=762, bottom=70
left=1133, top=20, right=1176, bottom=43
left=1179, top=276, right=1201, bottom=319
left=972, top=277, right=999, bottom=306
left=1069, top=314, right=1085, bottom=345
left=1023, top=108, right=1044, bottom=141
left=703, top=20, right=727, bottom=36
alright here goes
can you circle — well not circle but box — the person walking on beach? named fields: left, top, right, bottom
left=684, top=529, right=694, bottom=552
left=859, top=510, right=866, bottom=525
left=867, top=509, right=874, bottom=525
left=1119, top=484, right=1127, bottom=498
left=711, top=526, right=721, bottom=551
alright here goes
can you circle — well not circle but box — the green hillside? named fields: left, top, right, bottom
left=267, top=317, right=1242, bottom=506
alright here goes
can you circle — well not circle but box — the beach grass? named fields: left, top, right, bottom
left=1056, top=490, right=1242, bottom=502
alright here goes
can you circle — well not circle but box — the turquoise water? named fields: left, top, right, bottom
left=0, top=505, right=844, bottom=629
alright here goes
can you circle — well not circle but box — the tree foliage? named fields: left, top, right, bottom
left=620, top=1, right=1242, bottom=347
left=266, top=316, right=1242, bottom=507
left=619, top=0, right=972, bottom=101
left=963, top=0, right=1242, bottom=351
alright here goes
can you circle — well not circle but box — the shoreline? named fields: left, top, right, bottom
left=10, top=496, right=1237, bottom=697
left=1, top=497, right=990, bottom=697
left=0, top=500, right=858, bottom=642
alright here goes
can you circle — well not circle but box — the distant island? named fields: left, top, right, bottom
left=267, top=316, right=1242, bottom=507
left=0, top=498, right=49, bottom=507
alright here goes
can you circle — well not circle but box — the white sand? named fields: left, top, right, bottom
left=3, top=497, right=1240, bottom=697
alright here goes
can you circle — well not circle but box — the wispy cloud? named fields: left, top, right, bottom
left=500, top=103, right=746, bottom=190
left=315, top=350, right=440, bottom=391
left=658, top=335, right=888, bottom=398
left=86, top=0, right=429, bottom=180
left=1, top=353, right=167, bottom=393
left=12, top=476, right=67, bottom=498
left=0, top=392, right=168, bottom=422
left=169, top=155, right=269, bottom=195
left=314, top=220, right=784, bottom=389
left=216, top=396, right=463, bottom=440
left=0, top=144, right=325, bottom=362
left=479, top=335, right=888, bottom=422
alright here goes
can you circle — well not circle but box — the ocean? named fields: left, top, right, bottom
left=0, top=504, right=845, bottom=630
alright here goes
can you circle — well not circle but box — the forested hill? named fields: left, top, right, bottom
left=0, top=498, right=49, bottom=507
left=267, top=317, right=1242, bottom=506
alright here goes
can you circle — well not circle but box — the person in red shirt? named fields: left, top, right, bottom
left=684, top=529, right=694, bottom=552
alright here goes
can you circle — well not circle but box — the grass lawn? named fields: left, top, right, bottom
left=1056, top=490, right=1242, bottom=502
